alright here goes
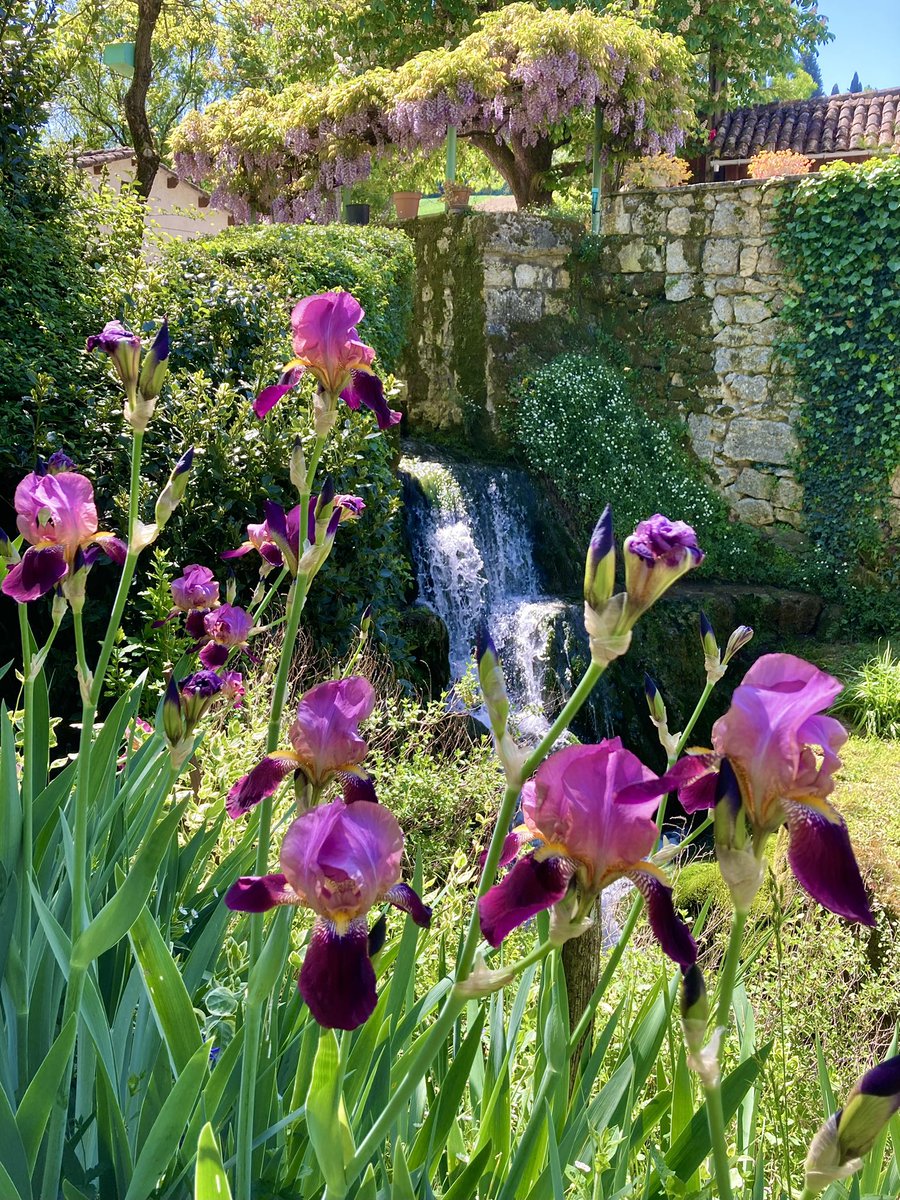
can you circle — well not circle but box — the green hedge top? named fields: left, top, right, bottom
left=158, top=223, right=416, bottom=385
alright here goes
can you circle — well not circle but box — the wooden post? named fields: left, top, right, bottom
left=591, top=101, right=603, bottom=234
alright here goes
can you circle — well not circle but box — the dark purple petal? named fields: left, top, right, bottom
left=341, top=772, right=378, bottom=803
left=386, top=883, right=432, bottom=927
left=340, top=370, right=401, bottom=431
left=199, top=642, right=229, bottom=669
left=185, top=609, right=208, bottom=639
left=785, top=799, right=874, bottom=925
left=100, top=536, right=128, bottom=564
left=226, top=754, right=298, bottom=818
left=299, top=918, right=376, bottom=1030
left=629, top=868, right=697, bottom=967
left=478, top=829, right=522, bottom=871
left=857, top=1055, right=900, bottom=1099
left=253, top=366, right=304, bottom=419
left=367, top=914, right=387, bottom=957
left=477, top=854, right=573, bottom=948
left=224, top=873, right=300, bottom=911
left=1, top=546, right=68, bottom=602
left=619, top=753, right=718, bottom=812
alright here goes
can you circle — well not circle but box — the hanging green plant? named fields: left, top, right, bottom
left=773, top=158, right=900, bottom=583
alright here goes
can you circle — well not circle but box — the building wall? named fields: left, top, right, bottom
left=79, top=159, right=231, bottom=248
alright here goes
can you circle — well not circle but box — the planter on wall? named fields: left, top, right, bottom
left=444, top=181, right=472, bottom=213
left=392, top=191, right=422, bottom=220
left=344, top=203, right=371, bottom=226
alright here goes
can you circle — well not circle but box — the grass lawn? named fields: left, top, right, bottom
left=835, top=735, right=900, bottom=912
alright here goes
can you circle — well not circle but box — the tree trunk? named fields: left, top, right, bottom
left=562, top=899, right=605, bottom=1089
left=123, top=0, right=164, bottom=198
left=468, top=132, right=555, bottom=210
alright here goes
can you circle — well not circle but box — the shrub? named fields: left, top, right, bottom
left=622, top=153, right=692, bottom=189
left=513, top=351, right=812, bottom=585
left=833, top=644, right=900, bottom=739
left=748, top=149, right=813, bottom=178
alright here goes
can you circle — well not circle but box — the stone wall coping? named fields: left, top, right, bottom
left=608, top=176, right=802, bottom=199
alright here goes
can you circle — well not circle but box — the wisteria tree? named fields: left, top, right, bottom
left=172, top=3, right=695, bottom=219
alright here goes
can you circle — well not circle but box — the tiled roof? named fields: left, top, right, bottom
left=73, top=146, right=135, bottom=168
left=711, top=88, right=900, bottom=162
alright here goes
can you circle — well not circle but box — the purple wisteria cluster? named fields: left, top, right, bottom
left=171, top=7, right=692, bottom=223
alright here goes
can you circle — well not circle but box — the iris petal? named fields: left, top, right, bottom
left=385, top=883, right=432, bottom=927
left=224, top=873, right=301, bottom=911
left=341, top=371, right=401, bottom=431
left=299, top=917, right=376, bottom=1030
left=1, top=546, right=68, bottom=601
left=785, top=798, right=874, bottom=926
left=226, top=753, right=299, bottom=818
left=477, top=853, right=573, bottom=948
left=628, top=866, right=698, bottom=967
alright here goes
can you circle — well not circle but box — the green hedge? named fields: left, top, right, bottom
left=773, top=159, right=900, bottom=586
left=145, top=223, right=417, bottom=666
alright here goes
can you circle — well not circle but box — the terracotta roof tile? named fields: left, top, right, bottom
left=712, top=88, right=900, bottom=161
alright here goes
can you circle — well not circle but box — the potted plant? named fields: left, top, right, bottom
left=443, top=179, right=473, bottom=213
left=392, top=190, right=422, bottom=220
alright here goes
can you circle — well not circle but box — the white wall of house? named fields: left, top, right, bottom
left=78, top=157, right=231, bottom=250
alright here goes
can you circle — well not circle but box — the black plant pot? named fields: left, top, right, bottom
left=345, top=203, right=370, bottom=226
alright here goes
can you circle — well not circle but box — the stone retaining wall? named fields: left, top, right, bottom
left=590, top=177, right=802, bottom=529
left=402, top=180, right=804, bottom=528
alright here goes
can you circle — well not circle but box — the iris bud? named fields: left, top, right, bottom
left=138, top=318, right=170, bottom=403
left=584, top=505, right=615, bottom=610
left=290, top=437, right=307, bottom=492
left=155, top=446, right=194, bottom=530
left=714, top=758, right=764, bottom=913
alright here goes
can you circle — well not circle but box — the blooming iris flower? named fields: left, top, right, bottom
left=478, top=740, right=697, bottom=967
left=623, top=514, right=705, bottom=617
left=222, top=494, right=363, bottom=579
left=1, top=470, right=126, bottom=603
left=225, top=798, right=430, bottom=1029
left=198, top=604, right=253, bottom=668
left=638, top=653, right=872, bottom=923
left=227, top=676, right=375, bottom=818
left=252, top=292, right=401, bottom=431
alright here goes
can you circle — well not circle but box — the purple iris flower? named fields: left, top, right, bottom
left=46, top=450, right=76, bottom=473
left=222, top=495, right=365, bottom=575
left=86, top=321, right=142, bottom=393
left=225, top=798, right=430, bottom=1029
left=478, top=739, right=697, bottom=967
left=623, top=514, right=704, bottom=616
left=1, top=470, right=126, bottom=603
left=199, top=604, right=253, bottom=668
left=632, top=653, right=872, bottom=924
left=171, top=564, right=220, bottom=611
left=227, top=676, right=375, bottom=818
left=253, top=291, right=401, bottom=430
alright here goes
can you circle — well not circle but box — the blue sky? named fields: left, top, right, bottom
left=815, top=0, right=900, bottom=91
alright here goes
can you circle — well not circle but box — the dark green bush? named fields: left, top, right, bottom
left=513, top=351, right=825, bottom=589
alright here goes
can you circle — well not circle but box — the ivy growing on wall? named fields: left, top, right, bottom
left=773, top=159, right=900, bottom=582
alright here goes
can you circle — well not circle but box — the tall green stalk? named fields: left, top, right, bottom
left=234, top=433, right=326, bottom=1200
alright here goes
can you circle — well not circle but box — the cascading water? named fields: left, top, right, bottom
left=400, top=447, right=611, bottom=739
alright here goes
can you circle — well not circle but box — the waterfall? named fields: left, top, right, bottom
left=400, top=448, right=606, bottom=738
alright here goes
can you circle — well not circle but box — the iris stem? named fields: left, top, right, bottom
left=674, top=680, right=715, bottom=761
left=250, top=567, right=287, bottom=623
left=15, top=603, right=34, bottom=1094
left=701, top=906, right=748, bottom=1200
left=235, top=430, right=327, bottom=1200
left=43, top=426, right=146, bottom=1199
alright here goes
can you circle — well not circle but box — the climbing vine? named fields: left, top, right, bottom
left=773, top=159, right=900, bottom=582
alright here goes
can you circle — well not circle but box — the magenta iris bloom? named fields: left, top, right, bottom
left=253, top=292, right=401, bottom=430
left=640, top=653, right=872, bottom=924
left=227, top=676, right=375, bottom=818
left=478, top=740, right=697, bottom=967
left=171, top=564, right=220, bottom=611
left=199, top=604, right=253, bottom=668
left=623, top=514, right=704, bottom=615
left=222, top=496, right=365, bottom=577
left=1, top=471, right=126, bottom=603
left=225, top=798, right=430, bottom=1029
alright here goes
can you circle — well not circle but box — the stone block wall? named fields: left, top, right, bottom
left=401, top=213, right=578, bottom=448
left=402, top=182, right=805, bottom=528
left=585, top=178, right=803, bottom=529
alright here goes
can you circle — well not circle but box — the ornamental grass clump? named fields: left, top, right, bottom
left=1, top=290, right=896, bottom=1200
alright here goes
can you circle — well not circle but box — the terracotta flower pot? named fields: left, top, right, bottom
left=444, top=180, right=472, bottom=213
left=392, top=191, right=422, bottom=220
